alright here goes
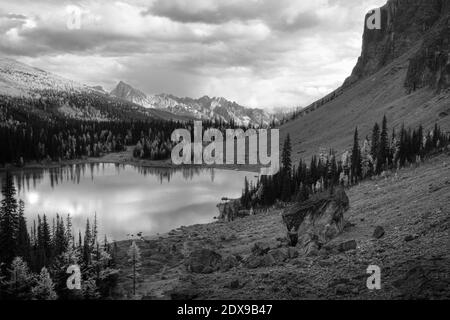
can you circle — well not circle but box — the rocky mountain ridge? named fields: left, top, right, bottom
left=110, top=81, right=275, bottom=127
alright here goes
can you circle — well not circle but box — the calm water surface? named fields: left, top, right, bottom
left=0, top=164, right=257, bottom=241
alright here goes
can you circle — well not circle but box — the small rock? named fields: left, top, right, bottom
left=292, top=259, right=309, bottom=268
left=170, top=289, right=199, bottom=300
left=404, top=235, right=417, bottom=242
left=251, top=242, right=271, bottom=256
left=318, top=260, right=332, bottom=267
left=338, top=240, right=357, bottom=252
left=344, top=221, right=356, bottom=230
left=269, top=248, right=288, bottom=263
left=221, top=255, right=239, bottom=271
left=287, top=247, right=299, bottom=259
left=318, top=248, right=329, bottom=257
left=245, top=253, right=276, bottom=269
left=351, top=287, right=360, bottom=294
left=335, top=284, right=349, bottom=295
left=228, top=280, right=240, bottom=289
left=304, top=241, right=320, bottom=257
left=373, top=226, right=385, bottom=239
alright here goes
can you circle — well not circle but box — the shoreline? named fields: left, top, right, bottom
left=0, top=147, right=262, bottom=173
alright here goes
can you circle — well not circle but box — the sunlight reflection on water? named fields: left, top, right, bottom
left=1, top=164, right=256, bottom=241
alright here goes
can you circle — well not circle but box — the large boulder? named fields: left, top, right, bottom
left=186, top=249, right=222, bottom=274
left=221, top=255, right=239, bottom=271
left=282, top=186, right=350, bottom=254
left=269, top=248, right=288, bottom=263
left=244, top=253, right=276, bottom=269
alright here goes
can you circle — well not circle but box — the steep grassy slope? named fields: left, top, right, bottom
left=280, top=46, right=450, bottom=162
left=280, top=0, right=450, bottom=163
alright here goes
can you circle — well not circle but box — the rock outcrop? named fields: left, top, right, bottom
left=344, top=0, right=450, bottom=92
left=186, top=249, right=222, bottom=274
left=282, top=187, right=350, bottom=254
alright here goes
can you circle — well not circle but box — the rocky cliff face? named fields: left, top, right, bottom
left=405, top=0, right=450, bottom=92
left=345, top=0, right=450, bottom=92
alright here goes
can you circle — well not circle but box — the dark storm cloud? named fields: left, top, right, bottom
left=1, top=27, right=140, bottom=56
left=145, top=0, right=321, bottom=32
left=3, top=13, right=28, bottom=20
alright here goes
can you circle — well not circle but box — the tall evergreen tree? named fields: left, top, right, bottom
left=378, top=115, right=389, bottom=172
left=31, top=267, right=57, bottom=300
left=4, top=257, right=34, bottom=300
left=281, top=134, right=292, bottom=174
left=83, top=219, right=92, bottom=265
left=0, top=172, right=19, bottom=266
left=351, top=127, right=362, bottom=183
left=127, top=241, right=142, bottom=296
left=16, top=200, right=31, bottom=262
left=371, top=122, right=380, bottom=163
left=37, top=214, right=52, bottom=268
left=92, top=212, right=98, bottom=247
left=281, top=134, right=293, bottom=201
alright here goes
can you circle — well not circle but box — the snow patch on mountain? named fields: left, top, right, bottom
left=0, top=58, right=90, bottom=96
left=110, top=81, right=275, bottom=126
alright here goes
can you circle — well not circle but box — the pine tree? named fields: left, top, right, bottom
left=31, top=267, right=57, bottom=300
left=0, top=171, right=19, bottom=266
left=351, top=127, right=362, bottom=183
left=371, top=122, right=380, bottom=165
left=281, top=135, right=293, bottom=201
left=5, top=257, right=34, bottom=300
left=83, top=219, right=92, bottom=265
left=66, top=214, right=73, bottom=247
left=92, top=212, right=98, bottom=247
left=54, top=214, right=67, bottom=257
left=16, top=200, right=31, bottom=262
left=78, top=231, right=82, bottom=248
left=38, top=215, right=52, bottom=267
left=361, top=137, right=373, bottom=178
left=127, top=241, right=142, bottom=296
left=281, top=134, right=292, bottom=174
left=378, top=115, right=389, bottom=172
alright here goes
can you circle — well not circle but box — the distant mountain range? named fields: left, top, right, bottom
left=0, top=58, right=276, bottom=126
left=110, top=81, right=274, bottom=126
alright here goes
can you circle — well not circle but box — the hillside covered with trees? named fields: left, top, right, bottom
left=241, top=117, right=450, bottom=209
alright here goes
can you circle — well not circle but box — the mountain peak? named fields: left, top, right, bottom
left=108, top=81, right=273, bottom=126
left=110, top=81, right=148, bottom=102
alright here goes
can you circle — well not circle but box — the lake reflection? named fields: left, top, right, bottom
left=0, top=164, right=256, bottom=241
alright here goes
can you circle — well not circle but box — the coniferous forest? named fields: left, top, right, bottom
left=0, top=170, right=123, bottom=299
left=1, top=93, right=251, bottom=166
left=0, top=95, right=185, bottom=164
left=241, top=116, right=450, bottom=209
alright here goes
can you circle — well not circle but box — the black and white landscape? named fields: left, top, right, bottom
left=0, top=0, right=449, bottom=302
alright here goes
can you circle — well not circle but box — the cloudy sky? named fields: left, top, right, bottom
left=0, top=0, right=386, bottom=110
